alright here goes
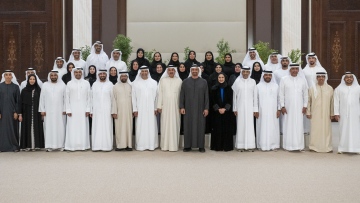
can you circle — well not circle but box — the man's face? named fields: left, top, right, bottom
left=73, top=51, right=80, bottom=59
left=191, top=68, right=199, bottom=77
left=95, top=44, right=102, bottom=53
left=50, top=73, right=58, bottom=82
left=308, top=56, right=316, bottom=66
left=56, top=60, right=64, bottom=68
left=120, top=74, right=128, bottom=83
left=74, top=70, right=82, bottom=79
left=113, top=51, right=120, bottom=60
left=99, top=72, right=107, bottom=81
left=270, top=55, right=278, bottom=64
left=27, top=70, right=35, bottom=76
left=316, top=75, right=325, bottom=85
left=290, top=67, right=299, bottom=77
left=4, top=72, right=13, bottom=82
left=249, top=51, right=256, bottom=59
left=140, top=69, right=148, bottom=79
left=264, top=73, right=272, bottom=83
left=167, top=68, right=175, bottom=78
left=242, top=70, right=250, bottom=79
left=344, top=74, right=354, bottom=85
left=281, top=59, right=289, bottom=68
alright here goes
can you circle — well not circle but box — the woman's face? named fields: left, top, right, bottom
left=218, top=74, right=225, bottom=84
left=179, top=64, right=186, bottom=72
left=133, top=62, right=139, bottom=70
left=156, top=65, right=163, bottom=73
left=110, top=68, right=117, bottom=76
left=215, top=65, right=222, bottom=73
left=206, top=53, right=212, bottom=61
left=68, top=64, right=74, bottom=72
left=89, top=67, right=96, bottom=74
left=235, top=64, right=241, bottom=73
left=189, top=52, right=195, bottom=60
left=29, top=76, right=36, bottom=85
left=172, top=54, right=178, bottom=62
left=154, top=53, right=161, bottom=61
left=254, top=63, right=261, bottom=71
left=137, top=51, right=144, bottom=58
left=225, top=55, right=231, bottom=63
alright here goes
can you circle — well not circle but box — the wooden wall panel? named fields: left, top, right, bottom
left=2, top=23, right=21, bottom=71
left=30, top=23, right=47, bottom=73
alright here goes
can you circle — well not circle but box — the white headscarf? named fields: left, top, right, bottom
left=259, top=71, right=277, bottom=85
left=160, top=65, right=180, bottom=80
left=117, top=71, right=132, bottom=85
left=313, top=72, right=328, bottom=99
left=280, top=56, right=293, bottom=67
left=1, top=70, right=19, bottom=86
left=337, top=72, right=359, bottom=88
left=109, top=49, right=122, bottom=61
left=23, top=68, right=43, bottom=88
left=187, top=65, right=202, bottom=78
left=71, top=67, right=85, bottom=80
left=52, top=57, right=67, bottom=76
left=242, top=48, right=263, bottom=65
left=68, top=48, right=83, bottom=62
left=47, top=70, right=65, bottom=85
left=134, top=66, right=151, bottom=83
left=96, top=69, right=109, bottom=81
left=304, top=52, right=323, bottom=68
left=265, top=52, right=282, bottom=70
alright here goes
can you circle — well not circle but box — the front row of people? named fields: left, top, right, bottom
left=0, top=64, right=359, bottom=154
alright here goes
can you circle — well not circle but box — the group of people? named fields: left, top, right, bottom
left=0, top=41, right=359, bottom=154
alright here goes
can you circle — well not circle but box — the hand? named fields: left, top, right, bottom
left=18, top=115, right=22, bottom=122
left=330, top=116, right=335, bottom=120
left=89, top=114, right=92, bottom=118
left=67, top=113, right=72, bottom=117
left=86, top=112, right=90, bottom=117
left=234, top=111, right=238, bottom=116
left=13, top=113, right=18, bottom=120
left=276, top=110, right=280, bottom=118
left=41, top=112, right=46, bottom=116
left=133, top=112, right=138, bottom=117
left=62, top=112, right=66, bottom=115
left=180, top=108, right=185, bottom=115
left=254, top=112, right=259, bottom=119
left=281, top=107, right=287, bottom=115
left=112, top=114, right=118, bottom=119
left=306, top=115, right=312, bottom=119
left=154, top=110, right=158, bottom=115
left=302, top=107, right=307, bottom=114
left=157, top=108, right=162, bottom=114
left=335, top=115, right=340, bottom=121
left=203, top=109, right=208, bottom=117
left=0, top=114, right=2, bottom=119
left=218, top=108, right=225, bottom=114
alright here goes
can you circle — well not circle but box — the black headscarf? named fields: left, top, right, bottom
left=212, top=72, right=228, bottom=90
left=129, top=60, right=139, bottom=82
left=62, top=62, right=74, bottom=84
left=108, top=67, right=118, bottom=85
left=85, top=65, right=97, bottom=86
left=233, top=63, right=242, bottom=77
left=223, top=53, right=235, bottom=77
left=151, top=63, right=165, bottom=83
left=184, top=50, right=199, bottom=71
left=168, top=52, right=180, bottom=68
left=134, top=48, right=150, bottom=67
left=229, top=63, right=242, bottom=87
left=21, top=74, right=41, bottom=105
left=150, top=52, right=166, bottom=74
left=177, top=62, right=188, bottom=81
left=203, top=51, right=216, bottom=75
left=250, top=62, right=263, bottom=84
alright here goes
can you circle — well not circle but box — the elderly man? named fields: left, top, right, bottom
left=65, top=67, right=91, bottom=151
left=132, top=66, right=158, bottom=151
left=68, top=48, right=86, bottom=70
left=112, top=71, right=133, bottom=151
left=334, top=72, right=360, bottom=154
left=105, top=49, right=127, bottom=72
left=0, top=70, right=21, bottom=152
left=306, top=72, right=334, bottom=153
left=180, top=64, right=209, bottom=153
left=39, top=70, right=66, bottom=151
left=90, top=69, right=114, bottom=151
left=85, top=41, right=109, bottom=75
left=279, top=64, right=308, bottom=151
left=157, top=65, right=182, bottom=151
left=232, top=66, right=258, bottom=152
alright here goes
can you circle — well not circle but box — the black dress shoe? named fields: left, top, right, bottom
left=199, top=148, right=206, bottom=153
left=125, top=147, right=133, bottom=151
left=115, top=148, right=125, bottom=151
left=183, top=148, right=191, bottom=152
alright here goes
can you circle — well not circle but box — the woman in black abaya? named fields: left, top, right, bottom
left=168, top=52, right=180, bottom=68
left=150, top=52, right=166, bottom=74
left=184, top=50, right=199, bottom=71
left=133, top=48, right=150, bottom=67
left=222, top=53, right=235, bottom=77
left=203, top=51, right=216, bottom=75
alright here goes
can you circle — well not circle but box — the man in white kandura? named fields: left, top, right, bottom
left=20, top=67, right=43, bottom=91
left=85, top=41, right=109, bottom=76
left=157, top=65, right=182, bottom=152
left=112, top=71, right=133, bottom=151
left=90, top=69, right=114, bottom=151
left=242, top=48, right=265, bottom=71
left=52, top=57, right=67, bottom=78
left=279, top=64, right=308, bottom=151
left=264, top=52, right=282, bottom=72
left=68, top=48, right=86, bottom=70
left=64, top=67, right=91, bottom=151
left=105, top=49, right=127, bottom=72
left=132, top=66, right=158, bottom=151
left=273, top=56, right=292, bottom=85
left=256, top=70, right=280, bottom=151
left=232, top=66, right=258, bottom=152
left=39, top=70, right=66, bottom=152
left=334, top=72, right=360, bottom=154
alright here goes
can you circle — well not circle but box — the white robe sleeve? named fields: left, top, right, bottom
left=232, top=90, right=237, bottom=112
left=62, top=87, right=66, bottom=112
left=302, top=80, right=308, bottom=108
left=156, top=81, right=163, bottom=110
left=90, top=88, right=94, bottom=114
left=85, top=83, right=91, bottom=113
left=253, top=84, right=258, bottom=112
left=38, top=88, right=46, bottom=112
left=111, top=87, right=117, bottom=114
left=334, top=88, right=340, bottom=115
left=65, top=85, right=71, bottom=114
left=279, top=79, right=285, bottom=108
left=132, top=86, right=138, bottom=112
